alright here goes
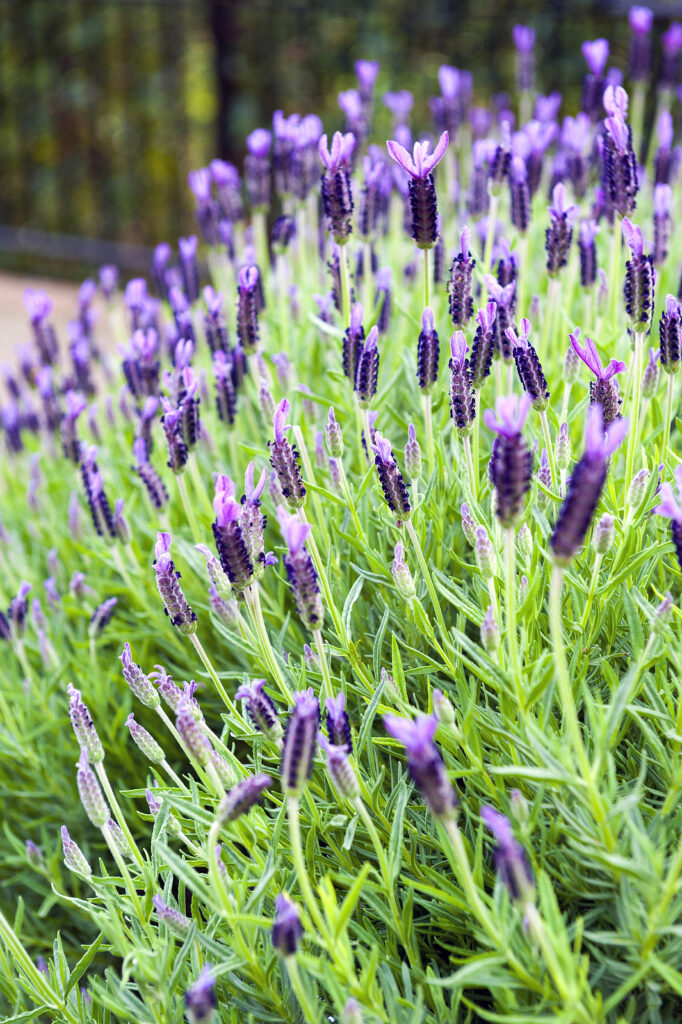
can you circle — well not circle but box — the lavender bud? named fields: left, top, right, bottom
left=448, top=228, right=475, bottom=328
left=545, top=184, right=574, bottom=277
left=60, top=826, right=91, bottom=877
left=269, top=399, right=306, bottom=509
left=126, top=714, right=165, bottom=763
left=319, top=132, right=355, bottom=244
left=26, top=839, right=43, bottom=870
left=404, top=424, right=422, bottom=481
left=281, top=689, right=319, bottom=796
left=449, top=331, right=476, bottom=437
left=641, top=348, right=660, bottom=399
left=660, top=296, right=682, bottom=373
left=485, top=396, right=533, bottom=527
left=278, top=507, right=324, bottom=630
left=517, top=523, right=533, bottom=562
left=326, top=692, right=352, bottom=751
left=417, top=307, right=440, bottom=392
left=481, top=806, right=534, bottom=903
left=319, top=735, right=359, bottom=799
left=8, top=582, right=31, bottom=638
left=383, top=713, right=458, bottom=820
left=154, top=533, right=197, bottom=634
left=653, top=592, right=674, bottom=631
left=76, top=751, right=109, bottom=827
left=510, top=319, right=549, bottom=410
left=461, top=502, right=477, bottom=545
left=68, top=684, right=104, bottom=764
left=153, top=895, right=192, bottom=938
left=236, top=678, right=283, bottom=741
left=185, top=965, right=216, bottom=1024
left=209, top=586, right=239, bottom=627
left=236, top=266, right=260, bottom=353
left=354, top=326, right=379, bottom=407
left=510, top=788, right=529, bottom=826
left=432, top=688, right=456, bottom=727
left=593, top=513, right=615, bottom=554
left=392, top=542, right=416, bottom=599
left=145, top=787, right=182, bottom=836
left=564, top=344, right=581, bottom=384
left=371, top=433, right=411, bottom=518
left=518, top=574, right=529, bottom=604
left=555, top=422, right=571, bottom=471
left=219, top=773, right=271, bottom=822
left=272, top=893, right=303, bottom=956
left=551, top=406, right=628, bottom=564
left=340, top=999, right=363, bottom=1024
left=536, top=449, right=552, bottom=510
left=475, top=527, right=496, bottom=579
left=177, top=699, right=212, bottom=766
left=627, top=468, right=649, bottom=511
left=623, top=219, right=655, bottom=333
left=325, top=407, right=344, bottom=458
left=106, top=818, right=131, bottom=859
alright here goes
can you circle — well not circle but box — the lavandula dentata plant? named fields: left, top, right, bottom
left=484, top=395, right=532, bottom=690
left=447, top=227, right=475, bottom=330
left=570, top=329, right=626, bottom=428
left=386, top=131, right=449, bottom=306
left=507, top=319, right=554, bottom=486
left=449, top=331, right=476, bottom=492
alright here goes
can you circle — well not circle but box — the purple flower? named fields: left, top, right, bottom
left=383, top=713, right=457, bottom=820
left=277, top=506, right=323, bottom=631
left=383, top=89, right=414, bottom=122
left=219, top=773, right=272, bottom=823
left=246, top=128, right=271, bottom=157
left=281, top=689, right=320, bottom=795
left=235, top=678, right=282, bottom=740
left=318, top=733, right=359, bottom=799
left=185, top=965, right=215, bottom=1024
left=355, top=59, right=380, bottom=94
left=513, top=25, right=535, bottom=53
left=483, top=394, right=532, bottom=438
left=272, top=893, right=303, bottom=955
left=154, top=533, right=197, bottom=635
left=318, top=131, right=356, bottom=172
left=481, top=806, right=534, bottom=901
left=582, top=39, right=609, bottom=75
left=629, top=5, right=653, bottom=35
left=569, top=330, right=626, bottom=381
left=386, top=131, right=449, bottom=179
left=325, top=692, right=352, bottom=751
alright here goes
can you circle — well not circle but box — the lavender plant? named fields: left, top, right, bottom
left=3, top=9, right=682, bottom=1023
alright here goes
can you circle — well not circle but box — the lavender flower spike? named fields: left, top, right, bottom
left=272, top=892, right=303, bottom=955
left=154, top=532, right=197, bottom=635
left=67, top=684, right=104, bottom=763
left=449, top=331, right=476, bottom=437
left=570, top=329, right=626, bottom=427
left=481, top=805, right=534, bottom=902
left=371, top=433, right=411, bottom=519
left=277, top=505, right=324, bottom=630
left=509, top=319, right=549, bottom=410
left=219, top=773, right=272, bottom=823
left=281, top=689, right=320, bottom=796
left=76, top=750, right=109, bottom=827
left=622, top=218, right=655, bottom=333
left=60, top=826, right=91, bottom=877
left=319, top=131, right=355, bottom=244
left=120, top=643, right=160, bottom=708
left=383, top=713, right=458, bottom=820
left=318, top=733, right=360, bottom=799
left=660, top=295, right=682, bottom=373
left=550, top=405, right=628, bottom=564
left=387, top=131, right=448, bottom=248
left=326, top=692, right=352, bottom=751
left=269, top=398, right=306, bottom=509
left=212, top=488, right=255, bottom=592
left=484, top=395, right=533, bottom=527
left=236, top=678, right=283, bottom=741
left=185, top=965, right=216, bottom=1024
left=546, top=183, right=575, bottom=277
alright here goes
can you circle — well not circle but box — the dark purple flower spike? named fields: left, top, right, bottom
left=551, top=405, right=628, bottom=564
left=570, top=329, right=626, bottom=427
left=449, top=331, right=475, bottom=437
left=154, top=532, right=197, bottom=635
left=484, top=395, right=533, bottom=527
left=383, top=713, right=458, bottom=820
left=319, top=132, right=355, bottom=245
left=387, top=132, right=448, bottom=249
left=448, top=227, right=475, bottom=328
left=269, top=399, right=306, bottom=509
left=481, top=805, right=534, bottom=902
left=277, top=506, right=323, bottom=631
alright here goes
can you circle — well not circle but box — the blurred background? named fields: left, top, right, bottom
left=0, top=0, right=681, bottom=284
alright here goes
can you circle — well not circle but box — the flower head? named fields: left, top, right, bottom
left=318, top=131, right=356, bottom=172
left=569, top=329, right=626, bottom=381
left=483, top=394, right=532, bottom=438
left=582, top=38, right=609, bottom=75
left=386, top=131, right=449, bottom=179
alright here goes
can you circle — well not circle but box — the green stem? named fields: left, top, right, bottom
left=504, top=527, right=522, bottom=706
left=338, top=461, right=367, bottom=544
left=549, top=566, right=616, bottom=852
left=423, top=393, right=435, bottom=476
left=190, top=632, right=242, bottom=720
left=579, top=553, right=603, bottom=631
left=294, top=425, right=331, bottom=551
left=463, top=435, right=476, bottom=496
left=288, top=797, right=327, bottom=936
left=339, top=244, right=352, bottom=328
left=244, top=585, right=292, bottom=705
left=472, top=390, right=480, bottom=493
left=285, top=956, right=320, bottom=1024
left=608, top=217, right=622, bottom=338
left=312, top=628, right=334, bottom=700
left=101, top=822, right=151, bottom=937
left=95, top=762, right=145, bottom=869
left=539, top=410, right=557, bottom=490
left=423, top=247, right=430, bottom=309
